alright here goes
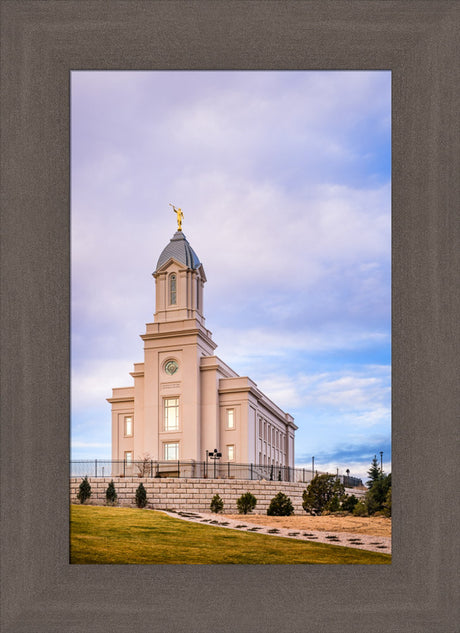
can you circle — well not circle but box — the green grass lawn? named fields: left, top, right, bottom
left=70, top=505, right=391, bottom=565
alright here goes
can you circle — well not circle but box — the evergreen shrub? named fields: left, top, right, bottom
left=267, top=492, right=294, bottom=516
left=341, top=494, right=359, bottom=513
left=210, top=494, right=224, bottom=513
left=77, top=476, right=92, bottom=504
left=383, top=487, right=392, bottom=517
left=302, top=474, right=345, bottom=515
left=367, top=473, right=391, bottom=515
left=236, top=492, right=257, bottom=514
left=135, top=482, right=147, bottom=508
left=105, top=480, right=118, bottom=506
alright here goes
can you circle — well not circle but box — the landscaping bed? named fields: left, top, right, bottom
left=221, top=513, right=391, bottom=537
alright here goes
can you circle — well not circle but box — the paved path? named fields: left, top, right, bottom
left=160, top=510, right=391, bottom=554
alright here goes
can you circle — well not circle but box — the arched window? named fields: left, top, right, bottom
left=169, top=274, right=177, bottom=305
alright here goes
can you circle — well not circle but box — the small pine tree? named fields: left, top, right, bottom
left=105, top=480, right=118, bottom=506
left=366, top=455, right=381, bottom=488
left=135, top=482, right=147, bottom=508
left=210, top=494, right=224, bottom=513
left=236, top=491, right=257, bottom=514
left=267, top=492, right=294, bottom=516
left=367, top=473, right=391, bottom=515
left=77, top=476, right=92, bottom=504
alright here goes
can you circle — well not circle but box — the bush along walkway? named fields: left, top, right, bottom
left=161, top=510, right=391, bottom=554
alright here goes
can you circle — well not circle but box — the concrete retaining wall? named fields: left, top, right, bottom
left=70, top=477, right=309, bottom=514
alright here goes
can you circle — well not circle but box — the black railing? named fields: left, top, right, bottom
left=70, top=459, right=362, bottom=487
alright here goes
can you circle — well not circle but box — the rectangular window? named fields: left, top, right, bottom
left=164, top=442, right=179, bottom=461
left=124, top=416, right=133, bottom=437
left=164, top=398, right=179, bottom=431
left=124, top=451, right=133, bottom=463
left=170, top=274, right=177, bottom=305
left=227, top=445, right=235, bottom=461
left=227, top=409, right=235, bottom=429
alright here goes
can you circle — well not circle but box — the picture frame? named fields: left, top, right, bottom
left=1, top=2, right=458, bottom=631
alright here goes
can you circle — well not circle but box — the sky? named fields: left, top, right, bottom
left=71, top=70, right=391, bottom=483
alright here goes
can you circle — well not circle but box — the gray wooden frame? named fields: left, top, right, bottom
left=1, top=1, right=458, bottom=631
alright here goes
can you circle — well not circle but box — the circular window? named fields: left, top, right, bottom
left=164, top=360, right=179, bottom=375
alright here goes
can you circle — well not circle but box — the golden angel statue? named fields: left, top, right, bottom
left=169, top=203, right=184, bottom=231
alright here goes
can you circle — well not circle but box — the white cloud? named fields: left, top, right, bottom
left=255, top=367, right=390, bottom=424
left=300, top=374, right=390, bottom=409
left=71, top=358, right=135, bottom=410
left=71, top=70, right=390, bottom=347
left=215, top=326, right=389, bottom=364
left=294, top=460, right=391, bottom=484
left=70, top=70, right=391, bottom=464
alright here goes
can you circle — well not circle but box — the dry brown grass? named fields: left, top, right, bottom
left=222, top=514, right=391, bottom=537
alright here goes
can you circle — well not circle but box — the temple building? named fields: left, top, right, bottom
left=108, top=209, right=297, bottom=474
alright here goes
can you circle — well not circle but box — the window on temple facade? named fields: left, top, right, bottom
left=169, top=273, right=177, bottom=305
left=164, top=398, right=179, bottom=431
left=227, top=409, right=235, bottom=429
left=124, top=416, right=133, bottom=437
left=164, top=442, right=179, bottom=460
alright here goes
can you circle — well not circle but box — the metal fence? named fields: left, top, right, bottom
left=70, top=459, right=362, bottom=487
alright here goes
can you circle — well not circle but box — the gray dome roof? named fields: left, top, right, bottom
left=155, top=231, right=201, bottom=272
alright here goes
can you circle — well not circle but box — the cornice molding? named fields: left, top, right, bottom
left=106, top=396, right=135, bottom=404
left=141, top=325, right=217, bottom=350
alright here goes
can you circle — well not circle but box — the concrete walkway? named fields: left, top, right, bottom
left=160, top=510, right=392, bottom=554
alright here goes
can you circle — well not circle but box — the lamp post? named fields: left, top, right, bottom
left=380, top=451, right=383, bottom=474
left=208, top=448, right=222, bottom=479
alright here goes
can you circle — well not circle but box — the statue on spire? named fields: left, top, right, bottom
left=169, top=203, right=184, bottom=231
